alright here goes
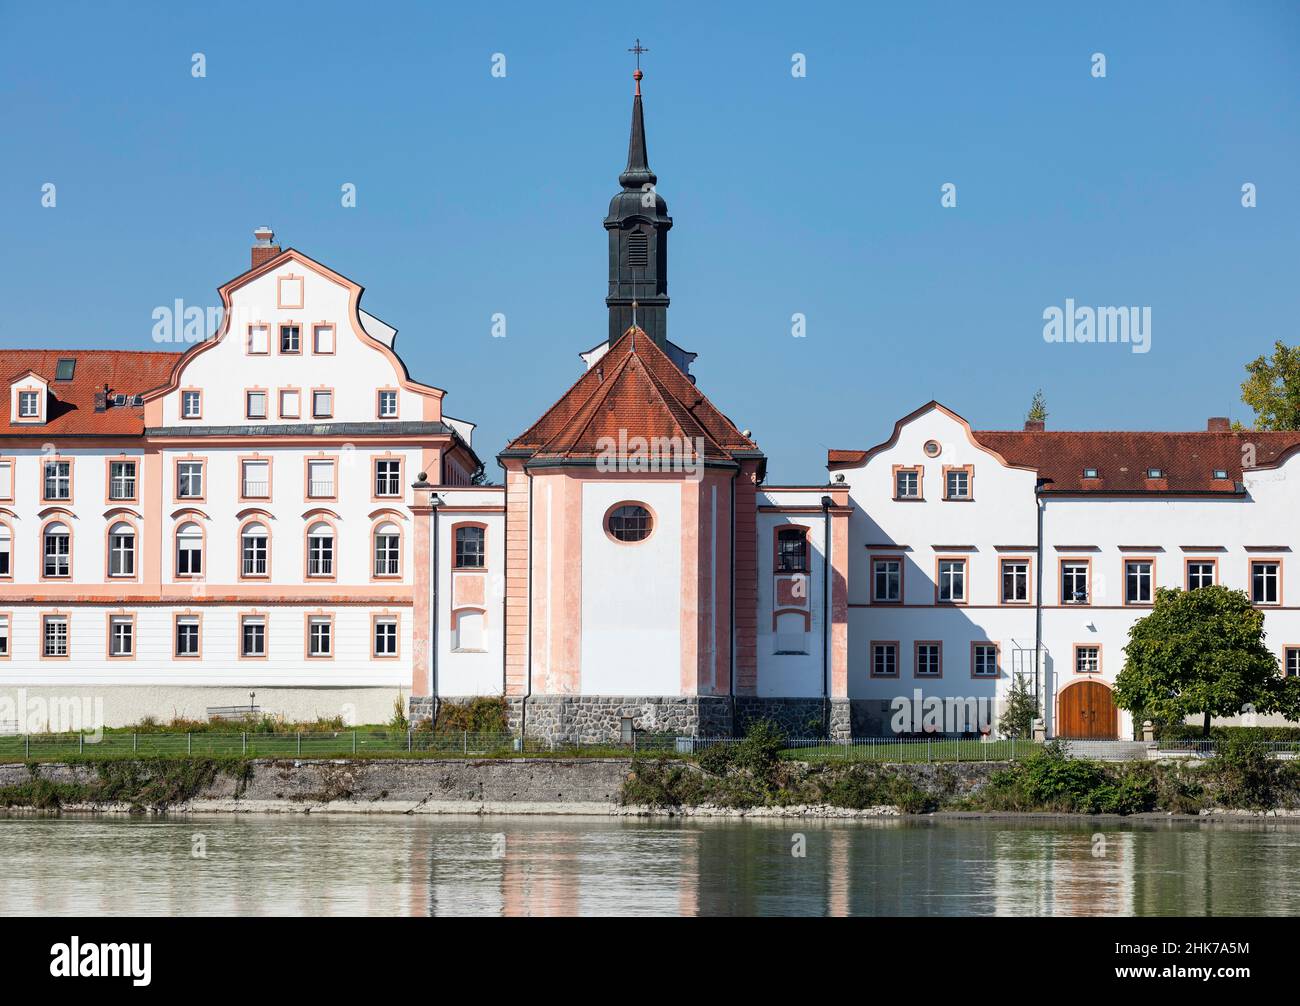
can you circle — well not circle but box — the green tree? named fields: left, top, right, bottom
left=1114, top=586, right=1299, bottom=736
left=1026, top=389, right=1048, bottom=424
left=1241, top=341, right=1300, bottom=430
left=1000, top=672, right=1040, bottom=739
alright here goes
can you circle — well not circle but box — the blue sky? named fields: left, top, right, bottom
left=1, top=1, right=1297, bottom=482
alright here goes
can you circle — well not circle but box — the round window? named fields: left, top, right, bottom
left=923, top=439, right=942, bottom=458
left=607, top=503, right=652, bottom=543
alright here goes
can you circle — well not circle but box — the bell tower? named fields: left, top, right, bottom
left=605, top=42, right=671, bottom=348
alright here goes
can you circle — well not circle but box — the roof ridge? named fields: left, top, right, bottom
left=533, top=346, right=643, bottom=456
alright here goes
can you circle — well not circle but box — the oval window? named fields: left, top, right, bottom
left=607, top=503, right=652, bottom=543
left=923, top=439, right=942, bottom=458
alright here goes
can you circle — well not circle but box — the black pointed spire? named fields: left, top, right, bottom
left=619, top=72, right=656, bottom=190
left=605, top=56, right=671, bottom=348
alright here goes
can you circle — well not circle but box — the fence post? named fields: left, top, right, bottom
left=955, top=738, right=960, bottom=764
left=25, top=735, right=29, bottom=758
left=352, top=731, right=357, bottom=755
left=1012, top=737, right=1016, bottom=761
left=79, top=733, right=84, bottom=755
left=407, top=730, right=412, bottom=753
left=297, top=732, right=301, bottom=756
left=133, top=733, right=137, bottom=754
left=463, top=730, right=468, bottom=755
left=242, top=732, right=247, bottom=756
left=187, top=733, right=192, bottom=755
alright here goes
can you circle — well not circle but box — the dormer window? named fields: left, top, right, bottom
left=54, top=358, right=75, bottom=382
left=1082, top=468, right=1099, bottom=479
left=18, top=391, right=40, bottom=418
left=1147, top=468, right=1164, bottom=479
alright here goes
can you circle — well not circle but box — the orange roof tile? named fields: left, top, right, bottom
left=0, top=349, right=181, bottom=437
left=506, top=328, right=760, bottom=466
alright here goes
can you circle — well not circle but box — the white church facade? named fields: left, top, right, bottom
left=2, top=72, right=1298, bottom=740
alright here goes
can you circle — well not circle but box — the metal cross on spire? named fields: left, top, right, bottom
left=627, top=38, right=649, bottom=70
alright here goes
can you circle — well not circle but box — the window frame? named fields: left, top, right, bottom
left=1123, top=557, right=1156, bottom=607
left=173, top=612, right=202, bottom=659
left=238, top=519, right=271, bottom=580
left=935, top=556, right=968, bottom=605
left=942, top=464, right=974, bottom=501
left=278, top=323, right=302, bottom=355
left=106, top=458, right=138, bottom=503
left=305, top=520, right=337, bottom=580
left=870, top=555, right=903, bottom=604
left=240, top=613, right=268, bottom=660
left=306, top=613, right=335, bottom=659
left=1250, top=559, right=1282, bottom=607
left=1185, top=557, right=1217, bottom=591
left=1060, top=557, right=1092, bottom=606
left=453, top=522, right=487, bottom=570
left=244, top=388, right=269, bottom=421
left=174, top=457, right=207, bottom=502
left=914, top=640, right=943, bottom=678
left=892, top=465, right=923, bottom=501
left=180, top=388, right=203, bottom=420
left=41, top=458, right=73, bottom=503
left=106, top=613, right=136, bottom=660
left=372, top=521, right=403, bottom=579
left=774, top=526, right=809, bottom=574
left=40, top=613, right=70, bottom=660
left=870, top=640, right=900, bottom=678
left=971, top=641, right=1000, bottom=679
left=40, top=520, right=72, bottom=580
left=1074, top=643, right=1102, bottom=675
left=376, top=388, right=399, bottom=419
left=999, top=556, right=1032, bottom=605
left=372, top=613, right=400, bottom=659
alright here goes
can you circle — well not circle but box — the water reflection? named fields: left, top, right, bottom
left=1, top=815, right=1299, bottom=917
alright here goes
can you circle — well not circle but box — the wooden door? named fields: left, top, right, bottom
left=1058, top=681, right=1117, bottom=739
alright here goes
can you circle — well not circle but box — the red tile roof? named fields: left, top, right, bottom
left=829, top=423, right=1300, bottom=494
left=974, top=430, right=1300, bottom=493
left=0, top=349, right=181, bottom=437
left=506, top=328, right=760, bottom=465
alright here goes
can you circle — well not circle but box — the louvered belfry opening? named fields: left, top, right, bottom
left=627, top=228, right=649, bottom=267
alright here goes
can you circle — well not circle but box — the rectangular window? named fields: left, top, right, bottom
left=241, top=526, right=268, bottom=577
left=972, top=642, right=999, bottom=678
left=313, top=325, right=335, bottom=354
left=937, top=558, right=966, bottom=603
left=872, top=558, right=901, bottom=603
left=377, top=390, right=398, bottom=418
left=1061, top=561, right=1089, bottom=604
left=455, top=526, right=486, bottom=569
left=308, top=616, right=333, bottom=657
left=307, top=529, right=334, bottom=577
left=0, top=614, right=8, bottom=657
left=776, top=529, right=807, bottom=573
left=175, top=616, right=200, bottom=657
left=944, top=468, right=971, bottom=500
left=241, top=459, right=270, bottom=499
left=374, top=529, right=401, bottom=577
left=1252, top=561, right=1280, bottom=605
left=43, top=528, right=70, bottom=577
left=374, top=459, right=402, bottom=497
left=109, top=616, right=133, bottom=657
left=176, top=528, right=202, bottom=576
left=109, top=460, right=137, bottom=501
left=312, top=390, right=333, bottom=419
left=871, top=642, right=899, bottom=677
left=1286, top=647, right=1300, bottom=678
left=108, top=528, right=135, bottom=577
left=18, top=391, right=40, bottom=418
left=1075, top=645, right=1100, bottom=674
left=1187, top=561, right=1216, bottom=590
left=0, top=460, right=12, bottom=500
left=1001, top=559, right=1029, bottom=603
left=279, top=324, right=301, bottom=353
left=176, top=461, right=204, bottom=499
left=0, top=530, right=8, bottom=577
left=279, top=389, right=300, bottom=418
left=43, top=460, right=71, bottom=501
left=241, top=616, right=266, bottom=658
left=894, top=468, right=920, bottom=500
left=915, top=642, right=941, bottom=678
left=307, top=459, right=335, bottom=498
left=43, top=615, right=69, bottom=657
left=374, top=618, right=398, bottom=657
left=1124, top=560, right=1154, bottom=605
left=182, top=390, right=202, bottom=418
left=245, top=390, right=268, bottom=420
left=247, top=325, right=270, bottom=354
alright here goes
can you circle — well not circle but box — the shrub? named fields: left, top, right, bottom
left=730, top=719, right=787, bottom=776
left=434, top=696, right=507, bottom=734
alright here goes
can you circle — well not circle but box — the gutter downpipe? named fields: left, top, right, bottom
left=821, top=494, right=832, bottom=738
left=431, top=495, right=441, bottom=716
left=729, top=469, right=737, bottom=730
left=522, top=472, right=534, bottom=740
left=1033, top=478, right=1052, bottom=735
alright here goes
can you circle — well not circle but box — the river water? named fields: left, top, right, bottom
left=1, top=814, right=1297, bottom=916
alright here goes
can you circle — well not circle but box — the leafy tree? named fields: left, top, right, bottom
left=1114, top=586, right=1299, bottom=736
left=1241, top=341, right=1300, bottom=430
left=1000, top=672, right=1040, bottom=739
left=1026, top=389, right=1048, bottom=424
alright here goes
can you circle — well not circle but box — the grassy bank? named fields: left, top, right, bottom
left=0, top=758, right=253, bottom=812
left=622, top=735, right=1300, bottom=815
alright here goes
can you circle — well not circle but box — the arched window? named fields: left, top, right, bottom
left=43, top=522, right=70, bottom=578
left=0, top=522, right=11, bottom=578
left=454, top=525, right=485, bottom=568
left=176, top=522, right=203, bottom=576
left=241, top=522, right=269, bottom=577
left=776, top=528, right=808, bottom=573
left=307, top=521, right=334, bottom=577
left=606, top=503, right=652, bottom=543
left=108, top=521, right=135, bottom=577
left=373, top=522, right=401, bottom=577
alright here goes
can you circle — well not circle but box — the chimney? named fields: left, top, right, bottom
left=1023, top=419, right=1045, bottom=432
left=251, top=226, right=280, bottom=269
left=1207, top=417, right=1230, bottom=432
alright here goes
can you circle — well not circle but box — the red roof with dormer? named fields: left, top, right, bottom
left=505, top=328, right=760, bottom=465
left=0, top=349, right=181, bottom=437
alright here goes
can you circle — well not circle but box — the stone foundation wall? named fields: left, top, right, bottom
left=505, top=695, right=733, bottom=743
left=734, top=697, right=827, bottom=737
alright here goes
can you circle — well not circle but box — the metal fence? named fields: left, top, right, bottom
left=1154, top=739, right=1300, bottom=758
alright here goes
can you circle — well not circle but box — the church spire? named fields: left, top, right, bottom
left=605, top=42, right=671, bottom=349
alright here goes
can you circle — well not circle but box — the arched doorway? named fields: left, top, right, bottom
left=1057, top=680, right=1118, bottom=739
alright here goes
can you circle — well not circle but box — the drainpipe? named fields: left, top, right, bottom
left=821, top=494, right=833, bottom=738
left=429, top=492, right=442, bottom=716
left=522, top=472, right=534, bottom=739
left=1033, top=478, right=1053, bottom=734
left=729, top=469, right=737, bottom=728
